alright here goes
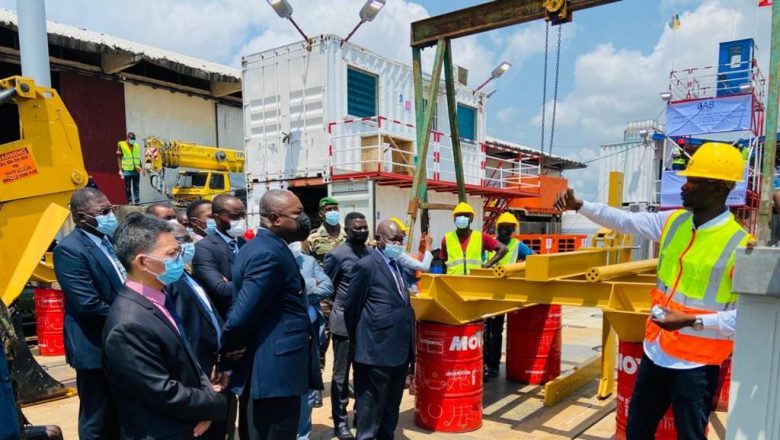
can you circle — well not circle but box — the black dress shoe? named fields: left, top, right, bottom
left=313, top=390, right=323, bottom=408
left=486, top=366, right=499, bottom=378
left=335, top=426, right=355, bottom=440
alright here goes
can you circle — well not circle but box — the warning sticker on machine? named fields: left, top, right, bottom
left=0, top=147, right=39, bottom=184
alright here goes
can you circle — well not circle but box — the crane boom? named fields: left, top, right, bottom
left=144, top=137, right=245, bottom=173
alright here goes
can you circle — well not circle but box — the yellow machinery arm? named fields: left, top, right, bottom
left=0, top=76, right=87, bottom=306
left=144, top=136, right=245, bottom=173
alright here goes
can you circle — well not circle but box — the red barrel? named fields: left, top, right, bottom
left=713, top=357, right=731, bottom=411
left=505, top=304, right=562, bottom=384
left=616, top=340, right=679, bottom=440
left=414, top=321, right=483, bottom=432
left=34, top=288, right=65, bottom=356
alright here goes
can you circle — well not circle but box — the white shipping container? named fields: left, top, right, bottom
left=242, top=34, right=486, bottom=186
left=597, top=141, right=661, bottom=205
left=243, top=34, right=490, bottom=237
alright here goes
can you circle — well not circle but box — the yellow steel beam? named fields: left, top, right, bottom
left=598, top=316, right=617, bottom=399
left=543, top=354, right=602, bottom=406
left=586, top=258, right=658, bottom=282
left=492, top=261, right=526, bottom=278
left=608, top=171, right=624, bottom=207
left=524, top=249, right=608, bottom=281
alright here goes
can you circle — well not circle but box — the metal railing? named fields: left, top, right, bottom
left=667, top=61, right=766, bottom=103
left=327, top=116, right=541, bottom=192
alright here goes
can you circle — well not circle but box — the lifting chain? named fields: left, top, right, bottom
left=540, top=22, right=550, bottom=154
left=549, top=24, right=562, bottom=156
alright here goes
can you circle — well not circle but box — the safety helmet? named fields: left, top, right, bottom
left=677, top=142, right=745, bottom=182
left=496, top=212, right=519, bottom=228
left=390, top=217, right=409, bottom=233
left=452, top=202, right=476, bottom=217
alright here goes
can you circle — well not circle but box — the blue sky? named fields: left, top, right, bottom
left=0, top=0, right=772, bottom=199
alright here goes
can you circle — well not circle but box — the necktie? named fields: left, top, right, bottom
left=228, top=239, right=238, bottom=255
left=390, top=261, right=406, bottom=301
left=102, top=236, right=127, bottom=280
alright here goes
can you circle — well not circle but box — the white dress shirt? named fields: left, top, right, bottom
left=183, top=273, right=222, bottom=341
left=397, top=251, right=433, bottom=272
left=579, top=201, right=738, bottom=369
left=83, top=229, right=126, bottom=282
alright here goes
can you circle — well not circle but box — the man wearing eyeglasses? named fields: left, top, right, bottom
left=53, top=188, right=125, bottom=440
left=103, top=213, right=226, bottom=439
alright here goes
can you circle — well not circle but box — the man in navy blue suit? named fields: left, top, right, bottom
left=220, top=189, right=322, bottom=440
left=344, top=219, right=416, bottom=440
left=192, top=194, right=247, bottom=319
left=53, top=188, right=125, bottom=439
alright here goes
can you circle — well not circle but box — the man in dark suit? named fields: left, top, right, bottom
left=344, top=219, right=415, bottom=440
left=104, top=213, right=227, bottom=439
left=192, top=194, right=247, bottom=319
left=165, top=222, right=238, bottom=440
left=325, top=212, right=371, bottom=440
left=53, top=188, right=124, bottom=439
left=220, top=189, right=322, bottom=440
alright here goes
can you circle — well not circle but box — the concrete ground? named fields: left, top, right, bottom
left=22, top=307, right=727, bottom=439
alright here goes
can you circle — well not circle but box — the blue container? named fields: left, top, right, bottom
left=716, top=39, right=755, bottom=97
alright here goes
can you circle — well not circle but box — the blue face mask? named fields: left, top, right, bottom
left=454, top=215, right=470, bottom=230
left=382, top=243, right=405, bottom=260
left=181, top=242, right=196, bottom=264
left=205, top=218, right=217, bottom=234
left=83, top=212, right=118, bottom=236
left=324, top=210, right=341, bottom=226
left=146, top=254, right=185, bottom=286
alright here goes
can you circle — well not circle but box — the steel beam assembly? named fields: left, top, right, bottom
left=411, top=243, right=656, bottom=405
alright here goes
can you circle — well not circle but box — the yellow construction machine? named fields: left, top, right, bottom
left=0, top=75, right=85, bottom=403
left=143, top=136, right=245, bottom=207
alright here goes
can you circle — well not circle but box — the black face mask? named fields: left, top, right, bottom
left=295, top=212, right=312, bottom=240
left=497, top=227, right=514, bottom=241
left=348, top=231, right=369, bottom=245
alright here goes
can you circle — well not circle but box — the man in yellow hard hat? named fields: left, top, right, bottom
left=440, top=202, right=507, bottom=274
left=554, top=142, right=751, bottom=439
left=483, top=212, right=534, bottom=378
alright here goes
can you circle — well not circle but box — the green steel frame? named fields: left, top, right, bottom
left=405, top=0, right=619, bottom=249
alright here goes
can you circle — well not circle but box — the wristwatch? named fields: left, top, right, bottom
left=692, top=317, right=704, bottom=331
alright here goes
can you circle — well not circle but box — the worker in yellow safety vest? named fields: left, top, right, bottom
left=482, top=212, right=534, bottom=378
left=116, top=132, right=142, bottom=205
left=439, top=202, right=507, bottom=275
left=554, top=142, right=751, bottom=440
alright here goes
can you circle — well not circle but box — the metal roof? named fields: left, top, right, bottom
left=0, top=8, right=239, bottom=82
left=485, top=136, right=586, bottom=171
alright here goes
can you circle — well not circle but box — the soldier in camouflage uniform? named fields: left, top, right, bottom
left=302, top=197, right=346, bottom=406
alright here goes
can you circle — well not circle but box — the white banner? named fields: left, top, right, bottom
left=666, top=95, right=753, bottom=136
left=660, top=170, right=747, bottom=209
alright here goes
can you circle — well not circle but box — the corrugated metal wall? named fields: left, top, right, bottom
left=124, top=83, right=217, bottom=203
left=58, top=72, right=127, bottom=203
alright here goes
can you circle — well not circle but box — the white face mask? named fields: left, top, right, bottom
left=288, top=241, right=302, bottom=256
left=226, top=219, right=247, bottom=238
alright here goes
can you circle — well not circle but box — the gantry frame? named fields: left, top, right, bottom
left=405, top=0, right=620, bottom=247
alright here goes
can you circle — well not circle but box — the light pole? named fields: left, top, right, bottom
left=267, top=0, right=311, bottom=46
left=342, top=0, right=386, bottom=45
left=474, top=61, right=511, bottom=92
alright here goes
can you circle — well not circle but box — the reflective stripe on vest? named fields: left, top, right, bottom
left=445, top=230, right=483, bottom=275
left=486, top=238, right=519, bottom=266
left=118, top=141, right=141, bottom=171
left=645, top=209, right=751, bottom=365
